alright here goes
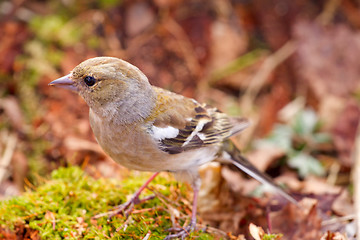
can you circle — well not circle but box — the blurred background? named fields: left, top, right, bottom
left=0, top=0, right=359, bottom=238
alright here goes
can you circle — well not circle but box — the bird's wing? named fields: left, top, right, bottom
left=146, top=87, right=249, bottom=154
left=147, top=88, right=297, bottom=205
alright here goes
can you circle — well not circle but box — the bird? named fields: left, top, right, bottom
left=49, top=57, right=297, bottom=239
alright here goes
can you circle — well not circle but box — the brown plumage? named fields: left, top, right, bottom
left=49, top=56, right=297, bottom=239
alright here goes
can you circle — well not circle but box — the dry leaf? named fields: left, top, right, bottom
left=0, top=96, right=25, bottom=131
left=332, top=190, right=354, bottom=216
left=125, top=2, right=155, bottom=37
left=270, top=198, right=322, bottom=240
left=302, top=176, right=341, bottom=195
left=332, top=100, right=360, bottom=166
left=294, top=20, right=360, bottom=98
left=249, top=223, right=265, bottom=240
left=246, top=147, right=285, bottom=171
left=198, top=162, right=222, bottom=212
left=320, top=231, right=347, bottom=240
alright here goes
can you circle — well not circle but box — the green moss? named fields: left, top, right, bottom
left=263, top=233, right=283, bottom=240
left=0, top=166, right=215, bottom=239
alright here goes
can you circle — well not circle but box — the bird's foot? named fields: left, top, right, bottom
left=164, top=221, right=196, bottom=240
left=92, top=195, right=155, bottom=220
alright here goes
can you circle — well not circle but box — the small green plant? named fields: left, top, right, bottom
left=256, top=108, right=331, bottom=177
left=249, top=223, right=283, bottom=240
left=263, top=233, right=283, bottom=240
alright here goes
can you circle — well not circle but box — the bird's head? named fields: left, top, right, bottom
left=49, top=57, right=156, bottom=123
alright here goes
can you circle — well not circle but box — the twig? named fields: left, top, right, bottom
left=115, top=215, right=134, bottom=232
left=316, top=0, right=342, bottom=25
left=163, top=17, right=202, bottom=78
left=209, top=49, right=268, bottom=85
left=142, top=230, right=151, bottom=240
left=354, top=124, right=360, bottom=240
left=151, top=188, right=183, bottom=227
left=266, top=205, right=272, bottom=233
left=321, top=214, right=355, bottom=226
left=326, top=162, right=340, bottom=185
left=236, top=41, right=297, bottom=145
left=0, top=132, right=17, bottom=183
left=132, top=206, right=163, bottom=214
left=202, top=225, right=227, bottom=237
left=151, top=188, right=227, bottom=237
left=241, top=41, right=297, bottom=113
left=149, top=187, right=182, bottom=208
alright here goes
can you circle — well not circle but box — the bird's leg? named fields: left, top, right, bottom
left=165, top=181, right=200, bottom=239
left=93, top=172, right=160, bottom=219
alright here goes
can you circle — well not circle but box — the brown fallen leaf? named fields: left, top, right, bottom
left=294, top=20, right=360, bottom=99
left=227, top=232, right=246, bottom=240
left=302, top=176, right=342, bottom=195
left=63, top=136, right=104, bottom=154
left=125, top=2, right=155, bottom=37
left=221, top=166, right=260, bottom=195
left=0, top=22, right=29, bottom=74
left=198, top=162, right=222, bottom=213
left=320, top=231, right=347, bottom=240
left=331, top=190, right=354, bottom=216
left=246, top=147, right=285, bottom=172
left=318, top=96, right=346, bottom=130
left=249, top=223, right=265, bottom=240
left=0, top=96, right=25, bottom=132
left=207, top=17, right=248, bottom=78
left=275, top=172, right=303, bottom=192
left=270, top=198, right=322, bottom=240
left=332, top=99, right=360, bottom=167
left=0, top=222, right=40, bottom=240
left=11, top=151, right=29, bottom=190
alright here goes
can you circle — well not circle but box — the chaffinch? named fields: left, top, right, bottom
left=49, top=57, right=297, bottom=239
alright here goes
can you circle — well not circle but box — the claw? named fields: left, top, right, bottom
left=108, top=199, right=136, bottom=219
left=165, top=222, right=196, bottom=240
left=92, top=199, right=135, bottom=220
left=164, top=181, right=200, bottom=239
left=92, top=195, right=154, bottom=220
left=92, top=172, right=160, bottom=220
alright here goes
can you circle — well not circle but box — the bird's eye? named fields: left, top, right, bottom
left=84, top=76, right=96, bottom=86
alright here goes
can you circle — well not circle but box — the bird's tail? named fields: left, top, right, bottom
left=222, top=140, right=298, bottom=205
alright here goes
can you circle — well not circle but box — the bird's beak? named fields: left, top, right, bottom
left=48, top=74, right=77, bottom=92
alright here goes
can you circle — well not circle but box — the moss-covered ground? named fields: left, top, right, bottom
left=0, top=167, right=215, bottom=239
